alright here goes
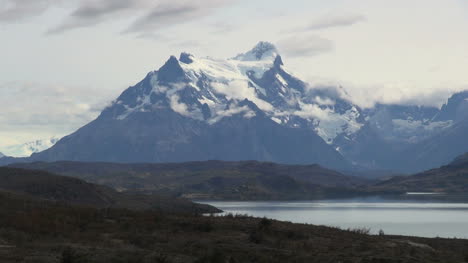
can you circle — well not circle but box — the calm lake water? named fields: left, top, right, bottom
left=199, top=199, right=468, bottom=238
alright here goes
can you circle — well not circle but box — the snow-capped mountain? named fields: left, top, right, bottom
left=397, top=91, right=468, bottom=171
left=31, top=42, right=353, bottom=169
left=3, top=137, right=60, bottom=157
left=5, top=41, right=467, bottom=173
left=112, top=41, right=363, bottom=145
left=336, top=91, right=468, bottom=172
left=0, top=152, right=4, bottom=159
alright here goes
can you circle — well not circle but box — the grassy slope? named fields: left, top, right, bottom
left=0, top=191, right=467, bottom=263
left=0, top=167, right=219, bottom=214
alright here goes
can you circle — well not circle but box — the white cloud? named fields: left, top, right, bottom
left=0, top=0, right=59, bottom=22
left=339, top=82, right=468, bottom=109
left=0, top=0, right=234, bottom=35
left=168, top=94, right=190, bottom=116
left=0, top=82, right=112, bottom=148
left=302, top=14, right=366, bottom=31
left=313, top=96, right=335, bottom=106
left=277, top=35, right=334, bottom=57
left=43, top=0, right=234, bottom=35
left=293, top=103, right=331, bottom=120
left=208, top=103, right=255, bottom=124
left=124, top=0, right=230, bottom=35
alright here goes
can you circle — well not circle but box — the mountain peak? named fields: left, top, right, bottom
left=179, top=52, right=194, bottom=64
left=234, top=41, right=279, bottom=61
left=274, top=55, right=284, bottom=67
left=435, top=90, right=468, bottom=122
left=157, top=55, right=186, bottom=83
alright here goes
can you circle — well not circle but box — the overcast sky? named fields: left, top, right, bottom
left=1, top=0, right=468, bottom=150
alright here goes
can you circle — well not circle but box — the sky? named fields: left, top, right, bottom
left=1, top=0, right=468, bottom=152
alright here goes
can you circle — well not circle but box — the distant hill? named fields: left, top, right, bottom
left=0, top=155, right=28, bottom=166
left=10, top=160, right=370, bottom=200
left=449, top=152, right=468, bottom=166
left=371, top=153, right=468, bottom=193
left=0, top=167, right=218, bottom=214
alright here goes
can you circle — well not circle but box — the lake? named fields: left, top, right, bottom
left=199, top=199, right=468, bottom=238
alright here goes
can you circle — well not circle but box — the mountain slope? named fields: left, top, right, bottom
left=338, top=92, right=468, bottom=172
left=372, top=153, right=468, bottom=193
left=398, top=92, right=468, bottom=171
left=399, top=117, right=468, bottom=172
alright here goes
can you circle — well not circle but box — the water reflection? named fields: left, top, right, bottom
left=199, top=198, right=468, bottom=238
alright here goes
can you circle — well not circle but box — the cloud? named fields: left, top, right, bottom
left=0, top=82, right=113, bottom=147
left=124, top=3, right=200, bottom=34
left=212, top=80, right=274, bottom=112
left=70, top=0, right=135, bottom=18
left=0, top=0, right=59, bottom=22
left=310, top=80, right=468, bottom=109
left=277, top=35, right=334, bottom=57
left=1, top=0, right=234, bottom=37
left=302, top=14, right=366, bottom=31
left=172, top=39, right=203, bottom=48
left=356, top=84, right=467, bottom=108
left=208, top=103, right=255, bottom=124
left=209, top=21, right=236, bottom=34
left=168, top=94, right=190, bottom=116
left=313, top=96, right=335, bottom=106
left=47, top=0, right=151, bottom=34
left=43, top=0, right=233, bottom=35
left=293, top=103, right=331, bottom=120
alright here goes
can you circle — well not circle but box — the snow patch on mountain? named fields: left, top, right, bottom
left=390, top=118, right=453, bottom=143
left=392, top=118, right=453, bottom=132
left=1, top=137, right=60, bottom=157
left=233, top=41, right=279, bottom=62
left=294, top=104, right=362, bottom=144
